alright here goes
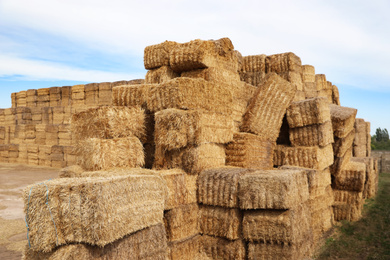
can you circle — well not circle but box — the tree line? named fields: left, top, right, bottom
left=371, top=128, right=390, bottom=150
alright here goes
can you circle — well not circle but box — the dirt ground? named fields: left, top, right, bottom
left=0, top=163, right=60, bottom=260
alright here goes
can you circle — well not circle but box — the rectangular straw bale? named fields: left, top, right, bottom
left=225, top=132, right=275, bottom=169
left=23, top=223, right=168, bottom=260
left=286, top=97, right=331, bottom=128
left=25, top=125, right=36, bottom=140
left=266, top=52, right=302, bottom=73
left=145, top=66, right=179, bottom=84
left=96, top=82, right=112, bottom=105
left=276, top=144, right=334, bottom=170
left=164, top=203, right=199, bottom=242
left=238, top=168, right=309, bottom=210
left=333, top=161, right=366, bottom=192
left=169, top=38, right=238, bottom=73
left=198, top=167, right=256, bottom=208
left=242, top=203, right=311, bottom=244
left=71, top=106, right=145, bottom=141
left=84, top=83, right=99, bottom=106
left=332, top=84, right=340, bottom=105
left=333, top=129, right=355, bottom=157
left=289, top=120, right=334, bottom=147
left=76, top=137, right=144, bottom=171
left=182, top=67, right=240, bottom=83
left=201, top=235, right=246, bottom=260
left=37, top=88, right=50, bottom=101
left=302, top=65, right=315, bottom=83
left=331, top=147, right=353, bottom=176
left=333, top=189, right=363, bottom=204
left=157, top=169, right=189, bottom=210
left=315, top=74, right=327, bottom=90
left=353, top=144, right=367, bottom=158
left=276, top=71, right=303, bottom=91
left=11, top=92, right=17, bottom=107
left=199, top=205, right=242, bottom=240
left=329, top=104, right=357, bottom=138
left=239, top=71, right=266, bottom=87
left=310, top=205, right=333, bottom=237
left=241, top=73, right=296, bottom=141
left=155, top=108, right=234, bottom=151
left=16, top=91, right=27, bottom=107
left=247, top=239, right=313, bottom=260
left=354, top=118, right=367, bottom=146
left=308, top=185, right=334, bottom=212
left=241, top=54, right=266, bottom=72
left=318, top=89, right=333, bottom=103
left=24, top=174, right=166, bottom=252
left=293, top=90, right=306, bottom=102
left=168, top=235, right=202, bottom=260
left=144, top=40, right=178, bottom=69
left=112, top=83, right=152, bottom=107
left=333, top=201, right=363, bottom=222
left=352, top=157, right=376, bottom=199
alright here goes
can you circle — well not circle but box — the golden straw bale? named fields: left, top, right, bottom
left=242, top=203, right=311, bottom=244
left=201, top=235, right=246, bottom=260
left=112, top=83, right=153, bottom=107
left=333, top=129, right=355, bottom=157
left=266, top=52, right=302, bottom=73
left=23, top=174, right=166, bottom=252
left=275, top=144, right=334, bottom=170
left=182, top=67, right=240, bottom=83
left=310, top=205, right=334, bottom=240
left=318, top=89, right=333, bottom=103
left=315, top=74, right=327, bottom=90
left=302, top=65, right=315, bottom=83
left=276, top=71, right=303, bottom=91
left=168, top=235, right=203, bottom=260
left=241, top=54, right=266, bottom=72
left=238, top=169, right=309, bottom=210
left=241, top=73, right=296, bottom=141
left=169, top=38, right=238, bottom=73
left=333, top=201, right=364, bottom=222
left=11, top=92, right=17, bottom=107
left=225, top=132, right=275, bottom=169
left=331, top=147, right=353, bottom=176
left=71, top=106, right=145, bottom=141
left=76, top=137, right=144, bottom=171
left=239, top=71, right=266, bottom=87
left=197, top=167, right=255, bottom=208
left=155, top=108, right=234, bottom=151
left=333, top=189, right=363, bottom=204
left=329, top=104, right=357, bottom=138
left=199, top=205, right=242, bottom=240
left=293, top=90, right=306, bottom=102
left=145, top=66, right=179, bottom=84
left=308, top=185, right=334, bottom=212
left=247, top=239, right=313, bottom=260
left=352, top=157, right=376, bottom=199
left=23, top=223, right=168, bottom=260
left=353, top=145, right=367, bottom=158
left=332, top=84, right=340, bottom=105
left=289, top=121, right=334, bottom=147
left=164, top=203, right=199, bottom=242
left=144, top=40, right=178, bottom=69
left=333, top=161, right=366, bottom=192
left=286, top=97, right=331, bottom=128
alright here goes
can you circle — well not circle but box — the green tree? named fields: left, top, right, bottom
left=375, top=128, right=389, bottom=142
left=372, top=128, right=390, bottom=150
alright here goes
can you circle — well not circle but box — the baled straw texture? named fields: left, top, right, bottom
left=238, top=169, right=309, bottom=210
left=144, top=40, right=178, bottom=69
left=71, top=106, right=145, bottom=142
left=310, top=205, right=334, bottom=241
left=333, top=129, right=355, bottom=157
left=154, top=108, right=234, bottom=151
left=353, top=118, right=367, bottom=146
left=332, top=84, right=341, bottom=105
left=286, top=97, right=331, bottom=128
left=169, top=38, right=238, bottom=73
left=201, top=235, right=246, bottom=260
left=197, top=167, right=255, bottom=208
left=333, top=189, right=363, bottom=204
left=239, top=71, right=266, bottom=87
left=366, top=121, right=371, bottom=156
left=314, top=74, right=327, bottom=90
left=274, top=144, right=334, bottom=170
left=353, top=145, right=367, bottom=158
left=145, top=66, right=179, bottom=84
left=242, top=203, right=311, bottom=244
left=333, top=201, right=364, bottom=222
left=289, top=120, right=334, bottom=147
left=164, top=203, right=199, bottom=242
left=241, top=54, right=266, bottom=72
left=352, top=157, right=377, bottom=199
left=247, top=240, right=313, bottom=260
left=23, top=174, right=166, bottom=252
left=75, top=137, right=144, bottom=171
left=199, top=205, right=242, bottom=240
left=329, top=104, right=357, bottom=138
left=168, top=234, right=203, bottom=260
left=22, top=223, right=168, bottom=260
left=225, top=132, right=275, bottom=169
left=332, top=161, right=366, bottom=192
left=302, top=65, right=315, bottom=83
left=241, top=73, right=297, bottom=141
left=266, top=52, right=302, bottom=73
left=181, top=67, right=240, bottom=83
left=331, top=147, right=353, bottom=176
left=112, top=83, right=154, bottom=107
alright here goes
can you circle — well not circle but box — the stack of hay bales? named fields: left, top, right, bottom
left=61, top=87, right=72, bottom=107
left=71, top=85, right=85, bottom=109
left=26, top=89, right=37, bottom=107
left=49, top=87, right=62, bottom=107
left=16, top=91, right=27, bottom=107
left=37, top=88, right=50, bottom=107
left=353, top=118, right=371, bottom=157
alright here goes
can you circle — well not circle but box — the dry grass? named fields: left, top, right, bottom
left=286, top=97, right=331, bottom=128
left=289, top=120, right=334, bottom=147
left=144, top=40, right=178, bottom=70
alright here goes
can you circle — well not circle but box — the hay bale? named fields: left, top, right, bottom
left=76, top=137, right=144, bottom=171
left=333, top=129, right=355, bottom=157
left=238, top=169, right=309, bottom=210
left=333, top=201, right=363, bottom=222
left=144, top=40, right=178, bottom=69
left=354, top=118, right=367, bottom=145
left=241, top=73, right=296, bottom=141
left=164, top=203, right=199, bottom=242
left=286, top=97, right=331, bottom=128
left=333, top=189, right=363, bottom=204
left=289, top=120, right=334, bottom=147
left=168, top=234, right=202, bottom=260
left=182, top=67, right=240, bottom=83
left=352, top=157, right=376, bottom=199
left=274, top=144, right=334, bottom=170
left=331, top=146, right=353, bottom=176
left=45, top=124, right=59, bottom=146
left=353, top=145, right=367, bottom=158
left=266, top=52, right=302, bottom=73
left=314, top=74, right=327, bottom=90
left=242, top=203, right=311, bottom=244
left=23, top=174, right=166, bottom=252
left=145, top=66, right=179, bottom=84
left=155, top=108, right=234, bottom=151
left=329, top=104, right=357, bottom=138
left=23, top=223, right=168, bottom=260
left=247, top=239, right=313, bottom=260
left=302, top=65, right=315, bottom=83
left=332, top=84, right=340, bottom=105
left=199, top=205, right=242, bottom=240
left=197, top=167, right=255, bottom=208
left=310, top=205, right=334, bottom=241
left=225, top=132, right=275, bottom=169
left=201, top=235, right=246, bottom=260
left=71, top=106, right=145, bottom=142
left=169, top=38, right=238, bottom=73
left=112, top=83, right=152, bottom=107
left=241, top=54, right=266, bottom=72
left=16, top=91, right=27, bottom=107
left=239, top=71, right=266, bottom=87
left=333, top=161, right=366, bottom=192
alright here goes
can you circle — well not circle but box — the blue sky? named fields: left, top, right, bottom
left=0, top=0, right=389, bottom=135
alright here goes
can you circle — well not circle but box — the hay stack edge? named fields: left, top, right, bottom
left=1, top=37, right=377, bottom=259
